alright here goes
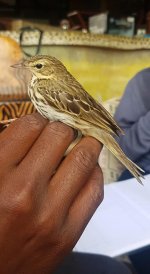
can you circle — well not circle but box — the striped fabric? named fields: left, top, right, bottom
left=0, top=100, right=36, bottom=131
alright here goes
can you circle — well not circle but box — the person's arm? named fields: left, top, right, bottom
left=114, top=69, right=150, bottom=162
left=0, top=113, right=103, bottom=274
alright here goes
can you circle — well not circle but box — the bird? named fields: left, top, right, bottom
left=12, top=55, right=144, bottom=184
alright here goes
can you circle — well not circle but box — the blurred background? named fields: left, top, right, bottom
left=0, top=0, right=149, bottom=33
left=0, top=2, right=150, bottom=274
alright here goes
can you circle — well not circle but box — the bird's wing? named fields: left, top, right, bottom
left=36, top=76, right=123, bottom=136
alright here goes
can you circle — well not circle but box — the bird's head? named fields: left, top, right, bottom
left=11, top=55, right=67, bottom=79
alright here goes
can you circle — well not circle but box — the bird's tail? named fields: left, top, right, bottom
left=84, top=128, right=144, bottom=184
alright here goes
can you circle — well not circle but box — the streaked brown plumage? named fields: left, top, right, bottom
left=12, top=55, right=144, bottom=184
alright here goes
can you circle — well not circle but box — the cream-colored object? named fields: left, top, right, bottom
left=99, top=97, right=124, bottom=184
left=0, top=35, right=29, bottom=100
left=0, top=35, right=22, bottom=87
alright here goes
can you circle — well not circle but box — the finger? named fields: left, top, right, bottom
left=65, top=166, right=104, bottom=243
left=19, top=122, right=75, bottom=184
left=0, top=113, right=48, bottom=169
left=48, top=137, right=102, bottom=214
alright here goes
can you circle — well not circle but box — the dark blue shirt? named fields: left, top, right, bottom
left=114, top=68, right=150, bottom=173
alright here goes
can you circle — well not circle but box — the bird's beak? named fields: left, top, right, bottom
left=11, top=61, right=26, bottom=69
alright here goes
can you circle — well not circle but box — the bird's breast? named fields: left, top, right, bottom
left=28, top=85, right=75, bottom=125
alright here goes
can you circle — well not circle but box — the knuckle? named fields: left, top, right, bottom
left=2, top=190, right=32, bottom=217
left=35, top=216, right=60, bottom=242
left=72, top=145, right=96, bottom=171
left=12, top=197, right=31, bottom=216
left=19, top=113, right=47, bottom=132
left=48, top=122, right=74, bottom=140
left=84, top=137, right=101, bottom=157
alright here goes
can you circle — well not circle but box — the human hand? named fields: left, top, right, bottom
left=0, top=113, right=103, bottom=274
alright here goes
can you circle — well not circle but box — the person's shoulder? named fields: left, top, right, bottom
left=127, top=68, right=150, bottom=89
left=126, top=68, right=150, bottom=102
left=134, top=68, right=150, bottom=81
left=124, top=68, right=150, bottom=97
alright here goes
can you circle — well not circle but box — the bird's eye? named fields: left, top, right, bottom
left=35, top=63, right=43, bottom=69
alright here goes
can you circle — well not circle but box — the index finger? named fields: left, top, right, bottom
left=0, top=113, right=48, bottom=170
